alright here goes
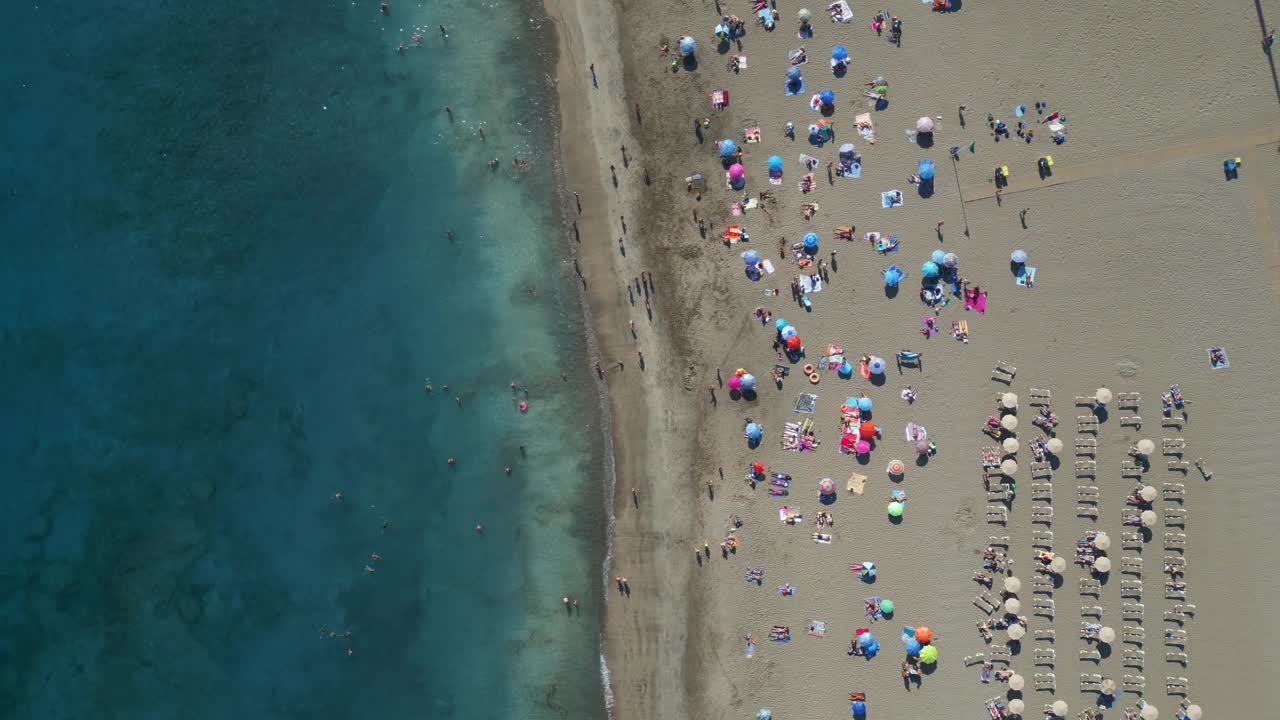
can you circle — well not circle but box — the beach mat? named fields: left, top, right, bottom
left=847, top=471, right=867, bottom=494
left=1207, top=347, right=1229, bottom=369
left=837, top=162, right=862, bottom=178
left=799, top=275, right=823, bottom=293
left=794, top=392, right=818, bottom=413
left=784, top=78, right=807, bottom=97
left=1016, top=267, right=1037, bottom=287
left=881, top=190, right=904, bottom=208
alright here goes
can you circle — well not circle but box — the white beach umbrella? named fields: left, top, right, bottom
left=1003, top=437, right=1020, bottom=454
left=942, top=252, right=959, bottom=268
left=1008, top=699, right=1025, bottom=715
left=1098, top=626, right=1116, bottom=644
left=1100, top=678, right=1117, bottom=695
left=1008, top=673, right=1025, bottom=691
left=1001, top=415, right=1019, bottom=431
left=1001, top=459, right=1018, bottom=475
left=1004, top=597, right=1021, bottom=614
left=916, top=116, right=935, bottom=133
left=1093, top=556, right=1112, bottom=573
left=1011, top=249, right=1028, bottom=264
left=1095, top=387, right=1113, bottom=404
left=1184, top=704, right=1202, bottom=720
left=1137, top=438, right=1156, bottom=455
left=1141, top=510, right=1158, bottom=527
left=1050, top=556, right=1067, bottom=573
left=1003, top=576, right=1021, bottom=593
left=1051, top=700, right=1069, bottom=717
left=1006, top=623, right=1025, bottom=640
left=797, top=8, right=812, bottom=21
left=1093, top=532, right=1111, bottom=550
left=1001, top=392, right=1018, bottom=408
left=1140, top=485, right=1158, bottom=502
left=1046, top=437, right=1064, bottom=454
left=1141, top=705, right=1159, bottom=720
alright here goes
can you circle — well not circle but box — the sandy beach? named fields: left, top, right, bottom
left=550, top=0, right=1280, bottom=718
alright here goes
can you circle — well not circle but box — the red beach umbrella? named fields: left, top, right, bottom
left=786, top=335, right=802, bottom=350
left=859, top=422, right=878, bottom=440
left=753, top=462, right=765, bottom=474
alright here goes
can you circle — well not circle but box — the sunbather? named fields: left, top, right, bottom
left=1122, top=514, right=1142, bottom=526
left=1081, top=622, right=1102, bottom=639
left=1166, top=581, right=1186, bottom=591
left=974, top=572, right=993, bottom=587
left=789, top=47, right=807, bottom=65
left=980, top=662, right=993, bottom=682
left=849, top=691, right=867, bottom=702
left=993, top=670, right=1013, bottom=682
left=1165, top=564, right=1184, bottom=578
left=976, top=620, right=993, bottom=641
left=1036, top=550, right=1056, bottom=564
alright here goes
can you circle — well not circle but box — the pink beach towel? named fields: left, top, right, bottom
left=965, top=290, right=987, bottom=314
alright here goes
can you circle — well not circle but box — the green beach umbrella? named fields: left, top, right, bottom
left=887, top=501, right=904, bottom=517
left=919, top=645, right=938, bottom=664
left=968, top=141, right=976, bottom=153
left=879, top=599, right=894, bottom=614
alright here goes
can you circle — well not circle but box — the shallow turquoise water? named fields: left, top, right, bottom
left=0, top=1, right=605, bottom=718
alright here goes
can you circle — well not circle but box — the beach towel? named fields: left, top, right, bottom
left=784, top=78, right=807, bottom=97
left=808, top=620, right=828, bottom=638
left=744, top=127, right=761, bottom=143
left=757, top=7, right=775, bottom=28
left=799, top=275, right=823, bottom=293
left=964, top=290, right=987, bottom=314
left=1016, top=266, right=1036, bottom=287
left=769, top=172, right=783, bottom=186
left=779, top=507, right=804, bottom=524
left=847, top=471, right=867, bottom=495
left=855, top=112, right=876, bottom=141
left=812, top=533, right=833, bottom=544
left=742, top=198, right=759, bottom=211
left=798, top=153, right=820, bottom=170
left=745, top=638, right=756, bottom=657
left=794, top=392, right=818, bottom=414
left=762, top=259, right=775, bottom=274
left=836, top=162, right=862, bottom=178
left=710, top=89, right=729, bottom=108
left=829, top=0, right=853, bottom=22
left=1207, top=347, right=1229, bottom=369
left=788, top=48, right=808, bottom=65
left=881, top=190, right=904, bottom=208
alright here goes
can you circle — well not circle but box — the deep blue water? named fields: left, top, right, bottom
left=0, top=2, right=605, bottom=718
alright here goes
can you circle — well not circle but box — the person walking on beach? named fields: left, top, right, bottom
left=1019, top=208, right=1030, bottom=227
left=589, top=63, right=597, bottom=87
left=1265, top=28, right=1276, bottom=52
left=573, top=191, right=581, bottom=214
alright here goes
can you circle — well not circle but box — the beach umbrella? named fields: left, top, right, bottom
left=1004, top=598, right=1021, bottom=614
left=757, top=708, right=772, bottom=720
left=918, top=159, right=936, bottom=180
left=868, top=356, right=887, bottom=374
left=1098, top=626, right=1116, bottom=644
left=719, top=139, right=737, bottom=158
left=728, top=163, right=746, bottom=181
left=775, top=318, right=790, bottom=331
left=879, top=599, right=894, bottom=614
left=1140, top=485, right=1157, bottom=502
left=887, top=501, right=904, bottom=517
left=914, top=626, right=932, bottom=643
left=915, top=439, right=930, bottom=455
left=786, top=335, right=802, bottom=351
left=819, top=89, right=835, bottom=105
left=1046, top=437, right=1064, bottom=454
left=752, top=462, right=765, bottom=474
left=832, top=45, right=849, bottom=62
left=1101, top=678, right=1117, bottom=696
left=767, top=155, right=784, bottom=173
left=807, top=123, right=820, bottom=137
left=816, top=117, right=834, bottom=132
left=745, top=422, right=763, bottom=441
left=787, top=66, right=803, bottom=82
left=1050, top=556, right=1067, bottom=573
left=1095, top=387, right=1113, bottom=404
left=726, top=374, right=742, bottom=390
left=1137, top=439, right=1156, bottom=455
left=857, top=397, right=873, bottom=412
left=679, top=36, right=696, bottom=55
left=1008, top=673, right=1025, bottom=691
left=916, top=116, right=935, bottom=133
left=838, top=142, right=856, bottom=158
left=818, top=478, right=836, bottom=495
left=1001, top=392, right=1019, bottom=409
left=1003, top=438, right=1020, bottom=454
left=905, top=637, right=921, bottom=655
left=852, top=701, right=866, bottom=717
left=803, top=232, right=819, bottom=250
left=887, top=459, right=905, bottom=476
left=1093, top=556, right=1112, bottom=573
left=742, top=249, right=760, bottom=266
left=1141, top=510, right=1158, bottom=527
left=931, top=249, right=946, bottom=265
left=1007, top=623, right=1025, bottom=641
left=918, top=645, right=938, bottom=664
left=1184, top=705, right=1202, bottom=720
left=860, top=561, right=876, bottom=577
left=1051, top=700, right=1068, bottom=717
left=921, top=261, right=940, bottom=277
left=1001, top=415, right=1019, bottom=431
left=1011, top=249, right=1028, bottom=264
left=1093, top=532, right=1111, bottom=550
left=1008, top=699, right=1025, bottom=715
left=942, top=252, right=958, bottom=268
left=859, top=422, right=878, bottom=439
left=854, top=439, right=871, bottom=454
left=714, top=23, right=729, bottom=39
left=1003, top=576, right=1022, bottom=593
left=797, top=8, right=812, bottom=21
left=1000, top=459, right=1018, bottom=475
left=780, top=325, right=798, bottom=339
left=1141, top=706, right=1159, bottom=720
left=883, top=265, right=905, bottom=286
left=740, top=373, right=757, bottom=390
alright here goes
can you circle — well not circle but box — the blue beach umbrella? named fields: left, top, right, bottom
left=803, top=232, right=819, bottom=250
left=740, top=373, right=757, bottom=390
left=743, top=249, right=760, bottom=266
left=921, top=261, right=940, bottom=278
left=757, top=709, right=772, bottom=720
left=857, top=397, right=873, bottom=412
left=679, top=36, right=696, bottom=55
left=767, top=155, right=784, bottom=173
left=832, top=45, right=849, bottom=62
left=858, top=631, right=876, bottom=648
left=775, top=318, right=789, bottom=331
left=883, top=264, right=905, bottom=286
left=780, top=325, right=798, bottom=339
left=719, top=139, right=737, bottom=158
left=715, top=23, right=729, bottom=40
left=931, top=249, right=946, bottom=265
left=819, top=88, right=836, bottom=105
left=868, top=357, right=887, bottom=375
left=852, top=700, right=867, bottom=718
left=745, top=422, right=763, bottom=441
left=787, top=66, right=802, bottom=82
left=918, top=159, right=936, bottom=180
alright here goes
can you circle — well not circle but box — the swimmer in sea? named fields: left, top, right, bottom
left=475, top=524, right=484, bottom=534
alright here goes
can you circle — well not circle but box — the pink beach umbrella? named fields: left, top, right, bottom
left=818, top=478, right=836, bottom=495
left=726, top=374, right=742, bottom=390
left=855, top=440, right=872, bottom=454
left=728, top=163, right=746, bottom=180
left=915, top=439, right=930, bottom=455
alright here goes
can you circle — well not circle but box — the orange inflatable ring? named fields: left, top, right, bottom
left=803, top=364, right=816, bottom=375
left=809, top=372, right=821, bottom=384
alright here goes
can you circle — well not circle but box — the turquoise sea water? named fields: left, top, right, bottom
left=0, top=2, right=606, bottom=718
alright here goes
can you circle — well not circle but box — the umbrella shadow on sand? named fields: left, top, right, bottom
left=683, top=55, right=699, bottom=71
left=915, top=453, right=930, bottom=467
left=869, top=373, right=887, bottom=387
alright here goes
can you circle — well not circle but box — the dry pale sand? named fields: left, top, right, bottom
left=552, top=0, right=1280, bottom=718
